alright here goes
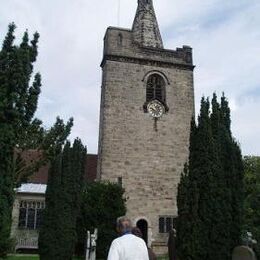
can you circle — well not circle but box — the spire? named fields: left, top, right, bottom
left=132, top=0, right=163, bottom=48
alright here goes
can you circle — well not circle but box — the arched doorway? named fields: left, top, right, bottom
left=136, top=219, right=148, bottom=244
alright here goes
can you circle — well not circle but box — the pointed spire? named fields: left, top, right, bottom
left=132, top=0, right=163, bottom=48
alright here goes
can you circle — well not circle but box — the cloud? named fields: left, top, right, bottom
left=232, top=96, right=260, bottom=155
left=163, top=0, right=260, bottom=155
left=0, top=0, right=259, bottom=155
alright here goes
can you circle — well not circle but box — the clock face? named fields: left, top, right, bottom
left=147, top=100, right=164, bottom=118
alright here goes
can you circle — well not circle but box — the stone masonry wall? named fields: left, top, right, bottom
left=98, top=27, right=194, bottom=253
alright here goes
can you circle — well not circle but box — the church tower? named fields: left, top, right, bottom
left=97, top=0, right=194, bottom=254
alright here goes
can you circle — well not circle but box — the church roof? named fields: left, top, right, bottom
left=132, top=0, right=163, bottom=48
left=20, top=151, right=98, bottom=184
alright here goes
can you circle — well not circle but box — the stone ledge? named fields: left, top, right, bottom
left=101, top=54, right=195, bottom=71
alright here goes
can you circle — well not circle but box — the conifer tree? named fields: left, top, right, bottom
left=190, top=97, right=217, bottom=259
left=37, top=152, right=62, bottom=259
left=177, top=94, right=244, bottom=260
left=220, top=95, right=244, bottom=250
left=176, top=162, right=200, bottom=260
left=39, top=139, right=86, bottom=260
left=0, top=24, right=73, bottom=256
left=209, top=93, right=232, bottom=259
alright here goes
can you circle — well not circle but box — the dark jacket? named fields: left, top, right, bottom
left=168, top=229, right=177, bottom=260
left=148, top=247, right=157, bottom=260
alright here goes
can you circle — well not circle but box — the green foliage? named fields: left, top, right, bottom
left=39, top=139, right=86, bottom=260
left=5, top=255, right=84, bottom=260
left=0, top=23, right=40, bottom=257
left=243, top=156, right=260, bottom=257
left=15, top=117, right=73, bottom=187
left=177, top=94, right=244, bottom=260
left=76, top=182, right=126, bottom=259
left=0, top=24, right=73, bottom=257
left=6, top=256, right=39, bottom=260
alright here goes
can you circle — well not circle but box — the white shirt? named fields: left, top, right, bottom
left=107, top=234, right=149, bottom=260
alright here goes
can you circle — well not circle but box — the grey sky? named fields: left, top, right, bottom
left=1, top=0, right=260, bottom=155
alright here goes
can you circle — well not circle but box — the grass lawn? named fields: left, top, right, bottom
left=158, top=256, right=169, bottom=260
left=6, top=256, right=38, bottom=260
left=6, top=254, right=168, bottom=260
left=6, top=256, right=83, bottom=260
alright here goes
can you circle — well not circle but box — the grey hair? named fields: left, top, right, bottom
left=116, top=216, right=132, bottom=234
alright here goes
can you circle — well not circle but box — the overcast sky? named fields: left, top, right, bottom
left=1, top=0, right=260, bottom=155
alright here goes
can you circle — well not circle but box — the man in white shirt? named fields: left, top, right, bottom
left=107, top=216, right=149, bottom=260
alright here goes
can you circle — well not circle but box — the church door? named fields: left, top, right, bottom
left=137, top=219, right=148, bottom=244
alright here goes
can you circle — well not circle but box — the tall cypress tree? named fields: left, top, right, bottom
left=177, top=94, right=244, bottom=260
left=38, top=152, right=62, bottom=259
left=39, top=139, right=86, bottom=260
left=220, top=95, right=244, bottom=250
left=209, top=93, right=232, bottom=260
left=192, top=97, right=216, bottom=260
left=176, top=162, right=200, bottom=260
left=177, top=98, right=215, bottom=260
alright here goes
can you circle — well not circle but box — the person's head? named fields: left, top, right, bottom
left=116, top=216, right=132, bottom=235
left=132, top=227, right=143, bottom=238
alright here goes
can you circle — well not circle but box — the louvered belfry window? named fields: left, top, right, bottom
left=146, top=74, right=165, bottom=103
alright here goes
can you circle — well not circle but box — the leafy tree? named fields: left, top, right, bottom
left=15, top=116, right=73, bottom=186
left=177, top=94, right=244, bottom=260
left=76, top=181, right=126, bottom=259
left=0, top=23, right=37, bottom=256
left=39, top=139, right=86, bottom=260
left=243, top=156, right=260, bottom=257
left=0, top=23, right=73, bottom=257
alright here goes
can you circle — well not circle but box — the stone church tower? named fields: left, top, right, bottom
left=97, top=0, right=194, bottom=254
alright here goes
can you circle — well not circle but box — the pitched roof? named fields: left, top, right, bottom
left=20, top=151, right=98, bottom=184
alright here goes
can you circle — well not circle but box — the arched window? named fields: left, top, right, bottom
left=146, top=74, right=165, bottom=103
